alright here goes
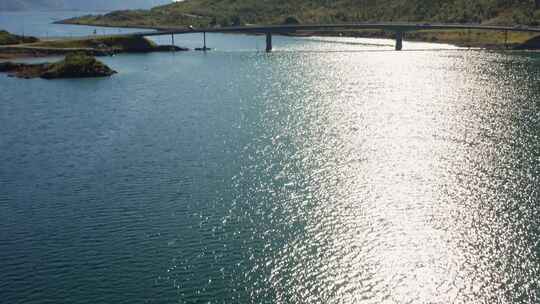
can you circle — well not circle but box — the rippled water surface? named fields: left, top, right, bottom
left=1, top=13, right=540, bottom=304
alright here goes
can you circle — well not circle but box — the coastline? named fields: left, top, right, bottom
left=3, top=23, right=540, bottom=60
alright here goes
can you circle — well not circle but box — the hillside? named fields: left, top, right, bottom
left=62, top=0, right=540, bottom=28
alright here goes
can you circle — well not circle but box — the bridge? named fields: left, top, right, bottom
left=128, top=23, right=540, bottom=51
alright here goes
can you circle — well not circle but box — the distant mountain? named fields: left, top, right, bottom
left=0, top=0, right=62, bottom=11
left=0, top=0, right=170, bottom=11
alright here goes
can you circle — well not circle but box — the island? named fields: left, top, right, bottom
left=0, top=53, right=117, bottom=79
left=0, top=29, right=188, bottom=60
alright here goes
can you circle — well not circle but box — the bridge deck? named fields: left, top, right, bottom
left=128, top=23, right=540, bottom=37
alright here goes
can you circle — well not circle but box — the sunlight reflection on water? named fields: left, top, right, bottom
left=227, top=50, right=539, bottom=303
left=0, top=24, right=538, bottom=304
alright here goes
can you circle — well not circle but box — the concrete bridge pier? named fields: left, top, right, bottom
left=395, top=31, right=403, bottom=51
left=194, top=32, right=210, bottom=51
left=203, top=31, right=207, bottom=50
left=266, top=33, right=272, bottom=52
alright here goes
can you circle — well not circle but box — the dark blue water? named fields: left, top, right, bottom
left=1, top=12, right=539, bottom=304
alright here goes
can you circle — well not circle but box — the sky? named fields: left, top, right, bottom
left=0, top=0, right=172, bottom=11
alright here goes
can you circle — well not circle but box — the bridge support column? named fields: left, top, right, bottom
left=395, top=31, right=403, bottom=51
left=203, top=32, right=207, bottom=51
left=266, top=33, right=272, bottom=52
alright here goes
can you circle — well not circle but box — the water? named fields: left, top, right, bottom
left=0, top=11, right=148, bottom=38
left=1, top=12, right=539, bottom=304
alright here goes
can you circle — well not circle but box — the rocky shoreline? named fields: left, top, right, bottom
left=0, top=53, right=117, bottom=79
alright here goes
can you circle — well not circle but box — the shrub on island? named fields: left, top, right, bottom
left=41, top=53, right=117, bottom=79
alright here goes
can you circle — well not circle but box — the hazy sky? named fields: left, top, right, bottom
left=0, top=0, right=172, bottom=11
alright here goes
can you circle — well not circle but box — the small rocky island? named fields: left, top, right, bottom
left=0, top=53, right=117, bottom=79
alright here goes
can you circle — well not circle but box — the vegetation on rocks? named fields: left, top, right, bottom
left=0, top=30, right=38, bottom=45
left=41, top=53, right=117, bottom=78
left=0, top=35, right=187, bottom=59
left=31, top=35, right=159, bottom=52
left=0, top=53, right=117, bottom=79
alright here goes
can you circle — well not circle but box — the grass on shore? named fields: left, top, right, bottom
left=398, top=30, right=538, bottom=47
left=29, top=35, right=158, bottom=51
left=295, top=29, right=539, bottom=48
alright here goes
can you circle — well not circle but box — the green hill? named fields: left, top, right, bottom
left=63, top=0, right=540, bottom=28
